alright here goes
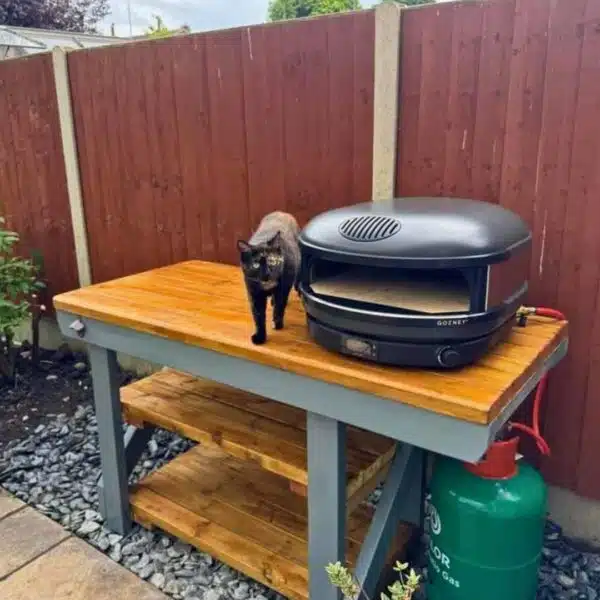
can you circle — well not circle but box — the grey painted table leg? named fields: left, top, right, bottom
left=88, top=344, right=131, bottom=534
left=307, top=412, right=345, bottom=600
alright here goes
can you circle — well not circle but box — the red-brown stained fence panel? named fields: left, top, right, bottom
left=396, top=0, right=600, bottom=499
left=531, top=0, right=590, bottom=493
left=68, top=11, right=375, bottom=283
left=560, top=0, right=600, bottom=499
left=0, top=54, right=78, bottom=302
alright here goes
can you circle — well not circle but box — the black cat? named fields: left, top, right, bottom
left=237, top=211, right=301, bottom=345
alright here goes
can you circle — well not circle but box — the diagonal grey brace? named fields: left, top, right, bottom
left=88, top=344, right=131, bottom=534
left=97, top=424, right=155, bottom=518
left=354, top=444, right=423, bottom=598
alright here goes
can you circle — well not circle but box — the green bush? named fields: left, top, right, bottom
left=0, top=218, right=45, bottom=380
left=326, top=560, right=421, bottom=600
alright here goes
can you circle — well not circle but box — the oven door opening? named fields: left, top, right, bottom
left=309, top=261, right=471, bottom=315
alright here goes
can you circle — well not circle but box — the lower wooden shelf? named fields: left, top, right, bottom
left=130, top=444, right=414, bottom=600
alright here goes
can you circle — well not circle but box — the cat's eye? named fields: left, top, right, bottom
left=252, top=262, right=260, bottom=270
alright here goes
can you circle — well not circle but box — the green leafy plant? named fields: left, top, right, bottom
left=0, top=219, right=45, bottom=380
left=326, top=560, right=421, bottom=600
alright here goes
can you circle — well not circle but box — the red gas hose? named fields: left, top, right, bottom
left=507, top=306, right=567, bottom=457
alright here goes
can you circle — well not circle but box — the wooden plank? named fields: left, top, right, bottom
left=412, top=2, right=455, bottom=196
left=396, top=2, right=424, bottom=196
left=205, top=28, right=251, bottom=264
left=279, top=17, right=329, bottom=226
left=470, top=0, right=516, bottom=203
left=241, top=24, right=287, bottom=230
left=171, top=34, right=218, bottom=262
left=499, top=0, right=551, bottom=230
left=121, top=368, right=395, bottom=505
left=130, top=444, right=414, bottom=600
left=55, top=260, right=568, bottom=425
left=442, top=1, right=484, bottom=198
left=351, top=10, right=376, bottom=202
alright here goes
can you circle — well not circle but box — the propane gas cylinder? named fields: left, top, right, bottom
left=426, top=438, right=547, bottom=600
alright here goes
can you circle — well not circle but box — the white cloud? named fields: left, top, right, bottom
left=100, top=0, right=379, bottom=37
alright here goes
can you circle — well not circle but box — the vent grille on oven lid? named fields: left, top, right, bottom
left=338, top=215, right=401, bottom=242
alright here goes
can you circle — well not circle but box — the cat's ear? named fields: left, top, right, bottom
left=237, top=240, right=251, bottom=254
left=267, top=231, right=282, bottom=248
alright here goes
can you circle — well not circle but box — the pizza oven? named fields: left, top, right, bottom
left=297, top=197, right=531, bottom=369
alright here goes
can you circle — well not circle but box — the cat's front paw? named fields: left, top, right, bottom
left=251, top=332, right=267, bottom=345
left=273, top=319, right=284, bottom=330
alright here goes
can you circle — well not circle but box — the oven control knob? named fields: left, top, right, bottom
left=437, top=347, right=461, bottom=368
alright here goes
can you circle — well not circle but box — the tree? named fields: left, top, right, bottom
left=145, top=14, right=171, bottom=38
left=0, top=0, right=110, bottom=33
left=144, top=15, right=191, bottom=39
left=378, top=0, right=435, bottom=4
left=268, top=0, right=362, bottom=22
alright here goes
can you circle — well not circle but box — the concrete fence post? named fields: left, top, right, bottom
left=371, top=2, right=403, bottom=202
left=51, top=46, right=92, bottom=287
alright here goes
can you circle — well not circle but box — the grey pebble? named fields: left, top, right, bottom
left=95, top=536, right=110, bottom=552
left=150, top=572, right=166, bottom=590
left=46, top=374, right=58, bottom=381
left=108, top=533, right=123, bottom=546
left=559, top=574, right=576, bottom=589
left=77, top=520, right=101, bottom=536
left=122, top=540, right=146, bottom=557
left=138, top=563, right=155, bottom=580
left=202, top=590, right=223, bottom=600
left=84, top=509, right=101, bottom=522
left=175, top=569, right=196, bottom=578
left=109, top=543, right=122, bottom=563
left=165, top=579, right=182, bottom=595
left=232, top=582, right=250, bottom=600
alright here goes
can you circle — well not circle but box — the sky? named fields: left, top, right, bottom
left=100, top=0, right=380, bottom=37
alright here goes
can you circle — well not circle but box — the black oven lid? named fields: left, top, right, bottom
left=299, top=197, right=532, bottom=269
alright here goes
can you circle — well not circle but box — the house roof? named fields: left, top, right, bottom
left=0, top=25, right=127, bottom=54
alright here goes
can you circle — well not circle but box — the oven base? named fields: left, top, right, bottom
left=306, top=316, right=514, bottom=369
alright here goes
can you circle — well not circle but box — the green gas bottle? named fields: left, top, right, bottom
left=426, top=437, right=547, bottom=600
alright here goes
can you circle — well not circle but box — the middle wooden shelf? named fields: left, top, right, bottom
left=121, top=367, right=397, bottom=512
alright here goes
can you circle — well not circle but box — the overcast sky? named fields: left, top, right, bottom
left=100, top=0, right=381, bottom=37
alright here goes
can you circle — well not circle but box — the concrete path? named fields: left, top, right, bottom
left=0, top=490, right=168, bottom=600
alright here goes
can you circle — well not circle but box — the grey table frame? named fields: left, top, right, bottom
left=57, top=311, right=568, bottom=600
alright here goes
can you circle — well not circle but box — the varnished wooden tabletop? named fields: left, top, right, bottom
left=53, top=260, right=568, bottom=425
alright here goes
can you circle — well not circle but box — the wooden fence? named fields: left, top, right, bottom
left=0, top=53, right=78, bottom=299
left=397, top=0, right=600, bottom=499
left=67, top=12, right=375, bottom=282
left=0, top=0, right=599, bottom=500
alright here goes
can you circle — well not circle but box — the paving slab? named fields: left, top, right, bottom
left=0, top=491, right=24, bottom=520
left=0, top=507, right=70, bottom=579
left=0, top=536, right=168, bottom=600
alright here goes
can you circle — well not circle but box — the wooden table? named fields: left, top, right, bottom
left=53, top=260, right=568, bottom=600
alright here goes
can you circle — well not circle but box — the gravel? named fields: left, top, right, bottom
left=1, top=400, right=599, bottom=599
left=0, top=404, right=278, bottom=600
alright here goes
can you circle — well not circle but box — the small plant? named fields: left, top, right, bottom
left=326, top=560, right=421, bottom=600
left=0, top=218, right=45, bottom=380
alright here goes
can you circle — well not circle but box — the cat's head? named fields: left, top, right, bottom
left=237, top=232, right=284, bottom=288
